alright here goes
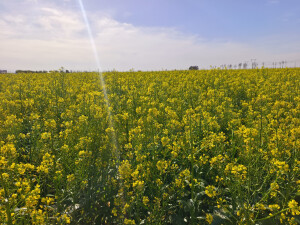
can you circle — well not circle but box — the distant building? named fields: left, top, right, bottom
left=0, top=70, right=7, bottom=74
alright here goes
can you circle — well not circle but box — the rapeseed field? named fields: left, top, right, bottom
left=0, top=68, right=299, bottom=224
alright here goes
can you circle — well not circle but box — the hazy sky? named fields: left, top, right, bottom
left=1, top=0, right=300, bottom=71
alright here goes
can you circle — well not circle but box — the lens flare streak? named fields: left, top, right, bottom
left=77, top=0, right=119, bottom=160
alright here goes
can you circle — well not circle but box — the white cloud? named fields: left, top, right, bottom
left=0, top=0, right=299, bottom=71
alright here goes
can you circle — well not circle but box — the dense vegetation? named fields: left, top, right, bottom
left=0, top=68, right=299, bottom=224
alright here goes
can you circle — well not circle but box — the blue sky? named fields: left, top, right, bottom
left=85, top=0, right=300, bottom=40
left=0, top=0, right=299, bottom=71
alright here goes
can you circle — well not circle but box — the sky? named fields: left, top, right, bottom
left=0, top=0, right=300, bottom=71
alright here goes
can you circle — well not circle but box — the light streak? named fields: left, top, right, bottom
left=77, top=0, right=119, bottom=161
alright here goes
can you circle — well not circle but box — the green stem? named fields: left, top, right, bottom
left=0, top=172, right=13, bottom=225
left=255, top=208, right=288, bottom=222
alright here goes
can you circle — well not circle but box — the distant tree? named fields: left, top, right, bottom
left=189, top=66, right=199, bottom=70
left=238, top=63, right=242, bottom=69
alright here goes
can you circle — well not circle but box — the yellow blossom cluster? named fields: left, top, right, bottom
left=0, top=68, right=299, bottom=224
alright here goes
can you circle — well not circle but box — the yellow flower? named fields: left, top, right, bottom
left=156, top=178, right=163, bottom=186
left=1, top=172, right=9, bottom=179
left=112, top=208, right=117, bottom=216
left=161, top=136, right=170, bottom=146
left=41, top=132, right=51, bottom=140
left=119, top=160, right=132, bottom=180
left=142, top=196, right=149, bottom=206
left=156, top=160, right=168, bottom=173
left=270, top=182, right=279, bottom=197
left=67, top=174, right=75, bottom=182
left=132, top=180, right=144, bottom=191
left=122, top=203, right=130, bottom=214
left=61, top=214, right=71, bottom=224
left=268, top=204, right=280, bottom=211
left=37, top=153, right=54, bottom=174
left=288, top=200, right=300, bottom=215
left=124, top=218, right=136, bottom=225
left=78, top=115, right=88, bottom=123
left=205, top=185, right=217, bottom=198
left=1, top=143, right=17, bottom=157
left=206, top=213, right=213, bottom=224
left=45, top=119, right=56, bottom=129
left=41, top=197, right=54, bottom=205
